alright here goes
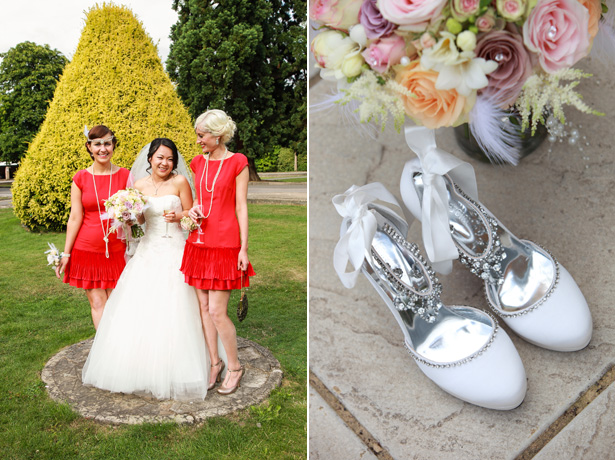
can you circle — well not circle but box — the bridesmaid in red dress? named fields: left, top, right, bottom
left=181, top=109, right=255, bottom=395
left=56, top=125, right=132, bottom=329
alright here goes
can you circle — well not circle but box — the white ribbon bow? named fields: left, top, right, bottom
left=332, top=183, right=404, bottom=289
left=400, top=126, right=478, bottom=274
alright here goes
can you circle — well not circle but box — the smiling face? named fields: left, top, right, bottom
left=148, top=144, right=175, bottom=180
left=87, top=136, right=115, bottom=167
left=196, top=128, right=219, bottom=154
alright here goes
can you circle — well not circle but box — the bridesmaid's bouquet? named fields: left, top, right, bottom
left=180, top=216, right=198, bottom=232
left=44, top=242, right=63, bottom=268
left=105, top=188, right=147, bottom=239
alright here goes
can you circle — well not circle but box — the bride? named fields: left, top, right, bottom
left=82, top=138, right=225, bottom=400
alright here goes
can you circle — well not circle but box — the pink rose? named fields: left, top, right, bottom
left=378, top=0, right=448, bottom=32
left=475, top=29, right=533, bottom=108
left=310, top=0, right=363, bottom=31
left=451, top=0, right=480, bottom=22
left=362, top=34, right=407, bottom=73
left=476, top=9, right=496, bottom=32
left=523, top=0, right=590, bottom=73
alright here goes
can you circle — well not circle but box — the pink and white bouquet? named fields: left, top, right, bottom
left=310, top=0, right=612, bottom=162
left=104, top=188, right=147, bottom=239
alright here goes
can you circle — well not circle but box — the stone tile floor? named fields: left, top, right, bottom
left=308, top=56, right=615, bottom=459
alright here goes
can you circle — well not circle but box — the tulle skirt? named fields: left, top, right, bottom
left=64, top=247, right=126, bottom=289
left=180, top=243, right=255, bottom=290
left=82, top=234, right=223, bottom=400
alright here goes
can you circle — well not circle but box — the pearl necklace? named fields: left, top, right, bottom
left=91, top=163, right=113, bottom=258
left=199, top=148, right=227, bottom=219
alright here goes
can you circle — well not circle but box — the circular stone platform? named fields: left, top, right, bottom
left=42, top=337, right=283, bottom=425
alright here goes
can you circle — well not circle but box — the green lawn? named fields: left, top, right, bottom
left=0, top=204, right=307, bottom=459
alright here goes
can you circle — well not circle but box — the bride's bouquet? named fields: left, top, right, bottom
left=310, top=0, right=612, bottom=161
left=104, top=188, right=147, bottom=239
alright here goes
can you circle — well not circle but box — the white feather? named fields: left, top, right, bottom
left=592, top=6, right=615, bottom=65
left=309, top=90, right=379, bottom=139
left=469, top=96, right=522, bottom=165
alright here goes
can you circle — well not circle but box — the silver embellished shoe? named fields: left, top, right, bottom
left=333, top=183, right=526, bottom=410
left=400, top=126, right=592, bottom=351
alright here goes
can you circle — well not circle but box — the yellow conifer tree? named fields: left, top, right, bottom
left=12, top=3, right=201, bottom=230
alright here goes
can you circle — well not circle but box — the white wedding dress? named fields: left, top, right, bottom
left=82, top=194, right=225, bottom=400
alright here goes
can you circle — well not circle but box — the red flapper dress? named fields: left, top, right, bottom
left=180, top=153, right=255, bottom=290
left=63, top=167, right=131, bottom=289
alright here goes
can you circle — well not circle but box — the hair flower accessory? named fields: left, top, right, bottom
left=310, top=0, right=612, bottom=163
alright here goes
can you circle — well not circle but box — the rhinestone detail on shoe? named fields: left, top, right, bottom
left=370, top=223, right=443, bottom=323
left=451, top=183, right=505, bottom=285
left=450, top=181, right=561, bottom=318
left=404, top=314, right=499, bottom=368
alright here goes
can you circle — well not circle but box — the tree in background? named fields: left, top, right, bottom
left=12, top=5, right=201, bottom=231
left=0, top=42, right=68, bottom=163
left=167, top=0, right=307, bottom=178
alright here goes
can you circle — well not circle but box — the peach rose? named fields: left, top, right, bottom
left=577, top=0, right=601, bottom=41
left=394, top=60, right=470, bottom=129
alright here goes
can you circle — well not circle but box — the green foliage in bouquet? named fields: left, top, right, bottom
left=11, top=4, right=200, bottom=231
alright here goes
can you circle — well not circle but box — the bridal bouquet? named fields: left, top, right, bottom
left=104, top=188, right=147, bottom=239
left=310, top=0, right=612, bottom=161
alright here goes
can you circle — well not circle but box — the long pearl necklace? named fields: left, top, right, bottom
left=199, top=148, right=227, bottom=219
left=91, top=163, right=113, bottom=258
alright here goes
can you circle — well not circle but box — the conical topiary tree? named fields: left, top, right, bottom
left=12, top=3, right=201, bottom=231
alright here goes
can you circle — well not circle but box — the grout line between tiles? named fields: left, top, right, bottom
left=516, top=363, right=615, bottom=459
left=309, top=369, right=395, bottom=460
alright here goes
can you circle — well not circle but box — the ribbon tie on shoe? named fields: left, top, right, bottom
left=400, top=126, right=478, bottom=275
left=332, top=183, right=404, bottom=289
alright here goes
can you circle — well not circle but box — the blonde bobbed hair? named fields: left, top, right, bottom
left=194, top=109, right=237, bottom=145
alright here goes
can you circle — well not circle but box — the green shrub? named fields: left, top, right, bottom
left=297, top=153, right=307, bottom=171
left=11, top=4, right=201, bottom=231
left=255, top=150, right=278, bottom=172
left=276, top=147, right=296, bottom=172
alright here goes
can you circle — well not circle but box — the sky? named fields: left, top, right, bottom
left=0, top=0, right=178, bottom=63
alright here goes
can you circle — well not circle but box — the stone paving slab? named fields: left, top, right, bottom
left=534, top=382, right=615, bottom=460
left=42, top=337, right=283, bottom=425
left=309, top=387, right=379, bottom=460
left=309, top=56, right=615, bottom=459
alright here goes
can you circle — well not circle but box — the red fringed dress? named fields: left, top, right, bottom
left=181, top=153, right=255, bottom=290
left=63, top=168, right=131, bottom=289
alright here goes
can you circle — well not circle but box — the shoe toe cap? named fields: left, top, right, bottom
left=417, top=327, right=527, bottom=410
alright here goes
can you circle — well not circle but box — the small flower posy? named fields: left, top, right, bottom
left=180, top=216, right=198, bottom=232
left=104, top=188, right=147, bottom=239
left=44, top=242, right=64, bottom=268
left=310, top=0, right=611, bottom=161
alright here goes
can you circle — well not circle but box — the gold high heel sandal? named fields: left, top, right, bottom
left=208, top=359, right=225, bottom=390
left=217, top=366, right=244, bottom=395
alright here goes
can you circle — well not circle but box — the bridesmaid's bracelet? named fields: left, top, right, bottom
left=62, top=253, right=71, bottom=258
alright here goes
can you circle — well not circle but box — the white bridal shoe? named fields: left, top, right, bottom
left=333, top=183, right=527, bottom=410
left=400, top=126, right=592, bottom=352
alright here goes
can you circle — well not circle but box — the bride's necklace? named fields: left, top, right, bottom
left=200, top=147, right=227, bottom=219
left=149, top=174, right=170, bottom=195
left=91, top=163, right=113, bottom=258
